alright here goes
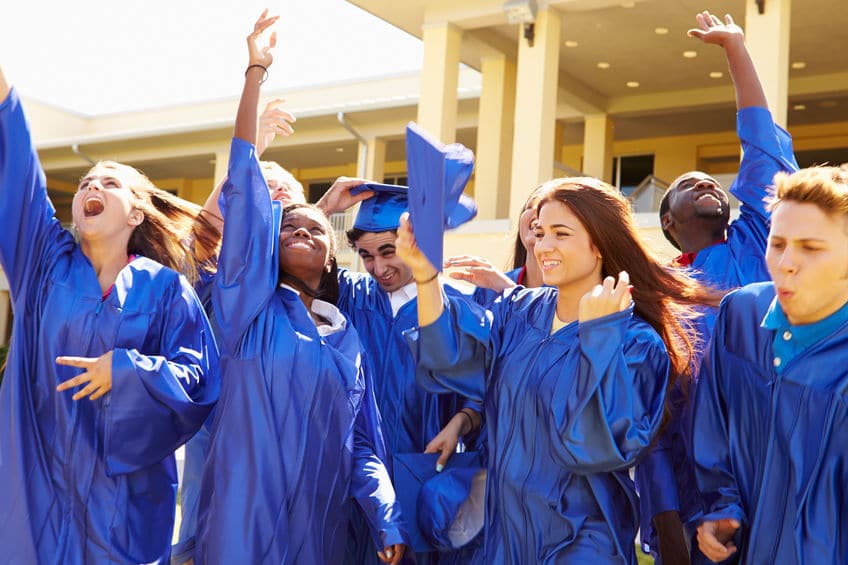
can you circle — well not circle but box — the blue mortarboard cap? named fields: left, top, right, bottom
left=393, top=452, right=485, bottom=553
left=405, top=122, right=477, bottom=270
left=351, top=183, right=409, bottom=232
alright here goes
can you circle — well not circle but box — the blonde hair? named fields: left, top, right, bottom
left=769, top=164, right=848, bottom=218
left=259, top=161, right=305, bottom=200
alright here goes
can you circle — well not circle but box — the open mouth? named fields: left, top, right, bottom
left=695, top=192, right=722, bottom=204
left=83, top=197, right=105, bottom=217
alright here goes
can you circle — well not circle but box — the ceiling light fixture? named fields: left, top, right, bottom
left=654, top=27, right=669, bottom=35
left=626, top=81, right=640, bottom=88
left=793, top=104, right=806, bottom=111
left=683, top=50, right=697, bottom=58
left=791, top=61, right=807, bottom=70
left=597, top=62, right=611, bottom=69
left=565, top=40, right=579, bottom=47
left=709, top=71, right=723, bottom=78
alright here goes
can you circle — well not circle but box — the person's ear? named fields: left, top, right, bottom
left=660, top=211, right=673, bottom=231
left=128, top=209, right=144, bottom=227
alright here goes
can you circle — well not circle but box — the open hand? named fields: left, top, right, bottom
left=248, top=10, right=279, bottom=69
left=445, top=255, right=516, bottom=292
left=687, top=11, right=744, bottom=47
left=256, top=99, right=295, bottom=156
left=578, top=271, right=631, bottom=323
left=315, top=176, right=372, bottom=215
left=56, top=351, right=114, bottom=401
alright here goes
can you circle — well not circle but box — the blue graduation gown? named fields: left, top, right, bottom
left=337, top=271, right=481, bottom=564
left=195, top=138, right=405, bottom=564
left=0, top=88, right=220, bottom=564
left=636, top=107, right=799, bottom=559
left=692, top=283, right=848, bottom=564
left=407, top=286, right=671, bottom=564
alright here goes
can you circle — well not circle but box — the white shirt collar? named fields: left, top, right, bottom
left=388, top=280, right=418, bottom=317
left=279, top=283, right=347, bottom=336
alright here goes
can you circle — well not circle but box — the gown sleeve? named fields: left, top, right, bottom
left=406, top=289, right=492, bottom=404
left=691, top=300, right=747, bottom=526
left=104, top=274, right=220, bottom=476
left=547, top=308, right=670, bottom=474
left=0, top=87, right=66, bottom=301
left=350, top=366, right=409, bottom=550
left=726, top=107, right=798, bottom=257
left=212, top=137, right=279, bottom=354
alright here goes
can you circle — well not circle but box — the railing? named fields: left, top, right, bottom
left=627, top=175, right=669, bottom=214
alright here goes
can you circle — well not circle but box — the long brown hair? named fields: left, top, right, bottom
left=536, top=177, right=723, bottom=403
left=89, top=161, right=220, bottom=285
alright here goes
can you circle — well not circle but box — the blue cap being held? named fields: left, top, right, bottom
left=351, top=183, right=409, bottom=232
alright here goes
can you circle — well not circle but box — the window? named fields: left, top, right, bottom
left=612, top=155, right=654, bottom=196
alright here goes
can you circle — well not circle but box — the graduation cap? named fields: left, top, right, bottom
left=393, top=452, right=485, bottom=553
left=351, top=183, right=409, bottom=232
left=405, top=122, right=477, bottom=270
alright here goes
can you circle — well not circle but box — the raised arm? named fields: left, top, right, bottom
left=688, top=12, right=767, bottom=110
left=201, top=99, right=295, bottom=231
left=0, top=65, right=67, bottom=300
left=212, top=12, right=282, bottom=352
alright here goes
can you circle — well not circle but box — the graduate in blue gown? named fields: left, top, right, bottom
left=0, top=66, right=220, bottom=563
left=692, top=164, right=848, bottom=564
left=194, top=14, right=406, bottom=564
left=316, top=175, right=484, bottom=565
left=446, top=185, right=546, bottom=308
left=172, top=98, right=301, bottom=565
left=398, top=176, right=717, bottom=564
left=636, top=13, right=800, bottom=563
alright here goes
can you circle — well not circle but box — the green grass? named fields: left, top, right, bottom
left=637, top=550, right=655, bottom=565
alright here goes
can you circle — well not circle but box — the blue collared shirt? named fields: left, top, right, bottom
left=761, top=298, right=848, bottom=373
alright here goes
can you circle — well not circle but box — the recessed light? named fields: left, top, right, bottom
left=654, top=27, right=669, bottom=35
left=626, top=81, right=640, bottom=88
left=597, top=62, right=611, bottom=69
left=820, top=100, right=838, bottom=108
left=335, top=147, right=345, bottom=152
left=621, top=0, right=636, bottom=7
left=793, top=104, right=806, bottom=111
left=565, top=40, right=579, bottom=47
left=683, top=50, right=698, bottom=58
left=709, top=71, right=723, bottom=78
left=791, top=61, right=807, bottom=70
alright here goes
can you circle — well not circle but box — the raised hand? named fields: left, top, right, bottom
left=248, top=9, right=279, bottom=69
left=697, top=518, right=740, bottom=562
left=396, top=213, right=438, bottom=282
left=687, top=11, right=744, bottom=47
left=56, top=351, right=114, bottom=401
left=315, top=176, right=372, bottom=216
left=256, top=99, right=295, bottom=156
left=445, top=255, right=516, bottom=292
left=578, top=271, right=632, bottom=323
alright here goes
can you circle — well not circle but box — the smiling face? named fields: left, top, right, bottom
left=533, top=200, right=603, bottom=293
left=354, top=231, right=413, bottom=293
left=278, top=207, right=334, bottom=289
left=662, top=171, right=731, bottom=243
left=766, top=201, right=848, bottom=325
left=72, top=163, right=144, bottom=244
